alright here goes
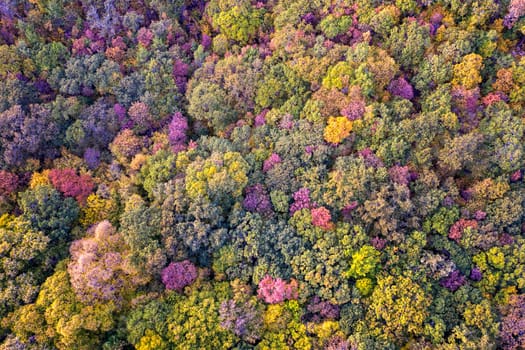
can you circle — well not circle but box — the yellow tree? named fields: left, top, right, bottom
left=452, top=53, right=483, bottom=89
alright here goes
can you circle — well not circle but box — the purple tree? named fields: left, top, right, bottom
left=439, top=270, right=466, bottom=292
left=219, top=299, right=262, bottom=343
left=388, top=77, right=414, bottom=100
left=168, top=112, right=189, bottom=153
left=324, top=336, right=350, bottom=350
left=358, top=148, right=384, bottom=168
left=84, top=147, right=101, bottom=169
left=137, top=27, right=154, bottom=47
left=254, top=109, right=268, bottom=127
left=173, top=59, right=189, bottom=94
left=128, top=101, right=154, bottom=134
left=263, top=153, right=281, bottom=172
left=504, top=0, right=525, bottom=28
left=500, top=294, right=525, bottom=349
left=290, top=187, right=312, bottom=215
left=388, top=165, right=411, bottom=185
left=243, top=184, right=272, bottom=215
left=469, top=267, right=483, bottom=281
left=304, top=296, right=340, bottom=323
left=161, top=260, right=198, bottom=292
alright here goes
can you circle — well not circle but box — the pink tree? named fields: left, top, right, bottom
left=0, top=170, right=18, bottom=196
left=48, top=169, right=94, bottom=205
left=68, top=221, right=146, bottom=305
left=161, top=260, right=198, bottom=292
left=311, top=207, right=333, bottom=230
left=257, top=275, right=298, bottom=304
left=262, top=153, right=281, bottom=172
left=448, top=218, right=478, bottom=242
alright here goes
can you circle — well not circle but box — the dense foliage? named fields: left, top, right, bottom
left=0, top=0, right=525, bottom=349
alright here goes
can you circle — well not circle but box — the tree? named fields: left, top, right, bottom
left=187, top=82, right=237, bottom=132
left=452, top=54, right=483, bottom=89
left=209, top=0, right=265, bottom=45
left=0, top=104, right=61, bottom=169
left=9, top=261, right=117, bottom=349
left=18, top=185, right=79, bottom=243
left=168, top=112, right=189, bottom=153
left=68, top=220, right=147, bottom=305
left=386, top=19, right=430, bottom=70
left=323, top=117, right=353, bottom=144
left=0, top=215, right=49, bottom=321
left=257, top=275, right=298, bottom=304
left=368, top=274, right=431, bottom=342
left=119, top=195, right=165, bottom=277
left=166, top=281, right=238, bottom=349
left=500, top=294, right=525, bottom=349
left=48, top=169, right=94, bottom=205
left=161, top=260, right=198, bottom=292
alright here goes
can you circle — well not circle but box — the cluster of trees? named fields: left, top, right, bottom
left=1, top=0, right=525, bottom=349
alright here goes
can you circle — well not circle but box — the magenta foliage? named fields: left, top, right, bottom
left=168, top=112, right=189, bottom=153
left=510, top=169, right=522, bottom=182
left=0, top=170, right=18, bottom=196
left=263, top=153, right=281, bottom=172
left=72, top=37, right=89, bottom=56
left=279, top=114, right=295, bottom=130
left=48, top=168, right=94, bottom=204
left=243, top=184, right=272, bottom=215
left=114, top=103, right=127, bottom=123
left=388, top=77, right=414, bottom=100
left=429, top=12, right=443, bottom=35
left=201, top=34, right=212, bottom=49
left=341, top=201, right=358, bottom=221
left=257, top=275, right=298, bottom=304
left=439, top=270, right=466, bottom=292
left=388, top=165, right=411, bottom=185
left=305, top=145, right=316, bottom=154
left=290, top=187, right=312, bottom=215
left=173, top=59, right=189, bottom=94
left=161, top=260, right=198, bottom=292
left=358, top=148, right=384, bottom=168
left=500, top=233, right=515, bottom=246
left=254, top=109, right=268, bottom=127
left=500, top=294, right=525, bottom=349
left=451, top=87, right=480, bottom=117
left=371, top=236, right=387, bottom=251
left=474, top=210, right=487, bottom=221
left=137, top=27, right=154, bottom=47
left=482, top=92, right=505, bottom=107
left=341, top=99, right=366, bottom=121
left=311, top=206, right=333, bottom=230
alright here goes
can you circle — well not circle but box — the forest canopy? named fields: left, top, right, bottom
left=0, top=0, right=525, bottom=349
